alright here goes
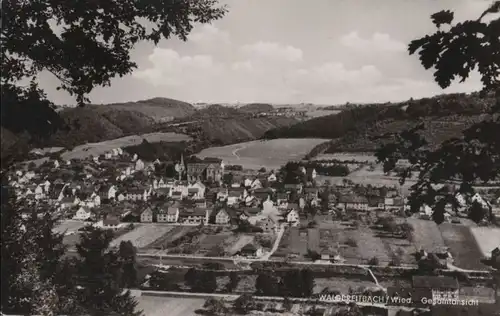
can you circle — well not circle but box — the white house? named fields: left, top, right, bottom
left=244, top=178, right=253, bottom=188
left=43, top=180, right=51, bottom=193
left=285, top=209, right=300, bottom=226
left=188, top=181, right=206, bottom=199
left=135, top=159, right=145, bottom=171
left=250, top=179, right=262, bottom=190
left=262, top=198, right=278, bottom=215
left=73, top=207, right=92, bottom=220
left=166, top=206, right=180, bottom=223
left=34, top=185, right=45, bottom=200
left=132, top=153, right=138, bottom=162
left=92, top=156, right=99, bottom=164
left=215, top=209, right=231, bottom=225
left=53, top=160, right=60, bottom=169
left=267, top=173, right=277, bottom=182
left=105, top=152, right=113, bottom=160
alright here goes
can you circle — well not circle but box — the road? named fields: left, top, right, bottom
left=131, top=289, right=388, bottom=309
left=231, top=144, right=248, bottom=160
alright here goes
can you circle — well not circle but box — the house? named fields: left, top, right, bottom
left=239, top=208, right=262, bottom=222
left=276, top=192, right=289, bottom=207
left=257, top=215, right=280, bottom=234
left=140, top=207, right=154, bottom=223
left=179, top=208, right=209, bottom=225
left=102, top=214, right=121, bottom=230
left=171, top=182, right=189, bottom=199
left=53, top=160, right=60, bottom=169
left=239, top=243, right=263, bottom=258
left=155, top=188, right=171, bottom=199
left=250, top=178, right=262, bottom=190
left=304, top=187, right=319, bottom=200
left=187, top=181, right=206, bottom=199
left=338, top=195, right=369, bottom=211
left=43, top=180, right=51, bottom=193
left=285, top=208, right=300, bottom=226
left=214, top=208, right=231, bottom=225
left=262, top=197, right=278, bottom=215
left=98, top=185, right=117, bottom=200
left=34, top=185, right=45, bottom=200
left=412, top=276, right=460, bottom=301
left=384, top=197, right=404, bottom=210
left=491, top=247, right=500, bottom=260
left=253, top=188, right=273, bottom=202
left=156, top=208, right=169, bottom=223
left=73, top=207, right=92, bottom=220
left=104, top=152, right=113, bottom=160
left=166, top=205, right=180, bottom=223
left=186, top=158, right=224, bottom=183
left=227, top=188, right=247, bottom=206
left=216, top=188, right=229, bottom=201
left=284, top=183, right=303, bottom=194
left=244, top=178, right=253, bottom=188
left=267, top=173, right=277, bottom=182
left=135, top=159, right=145, bottom=171
left=125, top=188, right=149, bottom=201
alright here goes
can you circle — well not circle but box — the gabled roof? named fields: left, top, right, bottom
left=339, top=195, right=369, bottom=204
left=180, top=207, right=208, bottom=217
left=240, top=207, right=261, bottom=217
left=240, top=243, right=257, bottom=252
left=412, top=276, right=459, bottom=289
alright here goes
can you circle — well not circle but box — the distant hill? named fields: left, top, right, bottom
left=47, top=105, right=155, bottom=148
left=188, top=104, right=244, bottom=119
left=103, top=97, right=195, bottom=122
left=263, top=92, right=496, bottom=155
left=239, top=103, right=274, bottom=113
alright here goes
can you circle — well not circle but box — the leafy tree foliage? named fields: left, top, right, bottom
left=1, top=181, right=66, bottom=315
left=468, top=200, right=488, bottom=224
left=255, top=272, right=281, bottom=296
left=118, top=241, right=138, bottom=288
left=233, top=294, right=255, bottom=314
left=375, top=2, right=500, bottom=224
left=1, top=0, right=227, bottom=161
left=203, top=298, right=228, bottom=315
left=75, top=226, right=142, bottom=316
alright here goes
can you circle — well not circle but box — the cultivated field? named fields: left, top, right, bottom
left=313, top=153, right=378, bottom=162
left=60, top=132, right=191, bottom=160
left=227, top=235, right=255, bottom=255
left=53, top=220, right=86, bottom=234
left=110, top=224, right=175, bottom=249
left=470, top=227, right=500, bottom=256
left=439, top=223, right=488, bottom=270
left=407, top=218, right=446, bottom=252
left=197, top=138, right=329, bottom=170
left=136, top=296, right=205, bottom=316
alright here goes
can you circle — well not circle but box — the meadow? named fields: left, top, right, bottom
left=196, top=138, right=329, bottom=170
left=60, top=132, right=191, bottom=160
left=136, top=296, right=205, bottom=316
left=110, top=224, right=175, bottom=249
left=469, top=227, right=500, bottom=257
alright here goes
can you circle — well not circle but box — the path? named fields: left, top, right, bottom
left=259, top=224, right=287, bottom=261
left=231, top=144, right=248, bottom=160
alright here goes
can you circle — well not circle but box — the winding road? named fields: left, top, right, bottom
left=231, top=144, right=248, bottom=160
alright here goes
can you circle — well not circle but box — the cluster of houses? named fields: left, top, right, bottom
left=9, top=146, right=500, bottom=234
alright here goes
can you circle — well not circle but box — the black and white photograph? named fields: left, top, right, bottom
left=1, top=0, right=499, bottom=315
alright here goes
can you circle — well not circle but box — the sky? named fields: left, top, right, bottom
left=40, top=0, right=493, bottom=106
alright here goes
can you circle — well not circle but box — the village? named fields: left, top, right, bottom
left=6, top=146, right=500, bottom=315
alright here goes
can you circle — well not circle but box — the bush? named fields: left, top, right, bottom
left=345, top=237, right=358, bottom=247
left=368, top=257, right=379, bottom=266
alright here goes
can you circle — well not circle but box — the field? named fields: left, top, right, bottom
left=439, top=223, right=490, bottom=270
left=53, top=220, right=86, bottom=234
left=60, top=132, right=191, bottom=160
left=196, top=138, right=329, bottom=170
left=136, top=296, right=205, bottom=316
left=227, top=235, right=255, bottom=255
left=313, top=153, right=378, bottom=162
left=274, top=219, right=424, bottom=265
left=407, top=218, right=446, bottom=252
left=110, top=224, right=175, bottom=249
left=470, top=227, right=500, bottom=256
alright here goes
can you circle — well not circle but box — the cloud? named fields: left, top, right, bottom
left=133, top=48, right=224, bottom=87
left=186, top=24, right=230, bottom=47
left=132, top=43, right=481, bottom=104
left=241, top=41, right=304, bottom=62
left=340, top=31, right=407, bottom=52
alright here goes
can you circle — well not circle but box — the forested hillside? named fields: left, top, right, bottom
left=264, top=92, right=496, bottom=154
